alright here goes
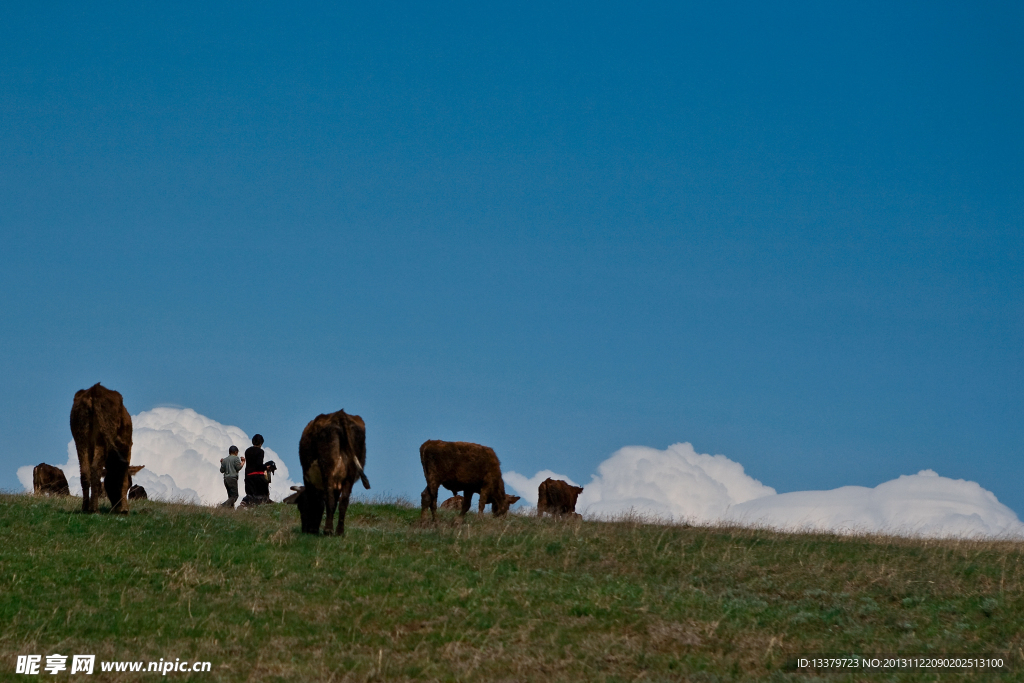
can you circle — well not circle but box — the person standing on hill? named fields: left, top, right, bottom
left=244, top=434, right=270, bottom=500
left=219, top=445, right=244, bottom=507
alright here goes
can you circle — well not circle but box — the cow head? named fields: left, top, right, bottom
left=493, top=491, right=519, bottom=516
left=282, top=485, right=303, bottom=505
left=294, top=488, right=325, bottom=534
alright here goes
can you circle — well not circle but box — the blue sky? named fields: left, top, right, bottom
left=2, top=2, right=1021, bottom=512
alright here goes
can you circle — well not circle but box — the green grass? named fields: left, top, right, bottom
left=1, top=493, right=1022, bottom=681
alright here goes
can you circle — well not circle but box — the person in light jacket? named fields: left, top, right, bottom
left=219, top=445, right=244, bottom=507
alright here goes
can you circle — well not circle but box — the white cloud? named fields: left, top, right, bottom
left=513, top=444, right=1024, bottom=539
left=17, top=407, right=298, bottom=505
left=503, top=470, right=579, bottom=506
left=572, top=442, right=776, bottom=522
left=723, top=469, right=1024, bottom=538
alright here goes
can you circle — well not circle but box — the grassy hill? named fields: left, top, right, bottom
left=0, top=493, right=1021, bottom=682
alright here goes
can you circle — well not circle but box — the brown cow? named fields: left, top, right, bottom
left=296, top=409, right=370, bottom=535
left=32, top=463, right=70, bottom=496
left=70, top=383, right=134, bottom=513
left=419, top=440, right=513, bottom=520
left=537, top=478, right=584, bottom=518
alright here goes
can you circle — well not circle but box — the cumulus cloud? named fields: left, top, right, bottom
left=723, top=469, right=1024, bottom=538
left=17, top=407, right=298, bottom=505
left=512, top=443, right=1024, bottom=539
left=572, top=443, right=776, bottom=522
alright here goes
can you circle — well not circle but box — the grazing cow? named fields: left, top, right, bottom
left=32, top=463, right=70, bottom=496
left=297, top=409, right=370, bottom=535
left=419, top=440, right=512, bottom=520
left=537, top=478, right=584, bottom=518
left=70, top=383, right=134, bottom=514
left=282, top=485, right=303, bottom=504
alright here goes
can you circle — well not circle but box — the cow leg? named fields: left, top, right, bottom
left=335, top=483, right=354, bottom=536
left=460, top=492, right=473, bottom=517
left=77, top=442, right=92, bottom=513
left=89, top=463, right=103, bottom=513
left=105, top=449, right=129, bottom=514
left=80, top=468, right=91, bottom=512
left=323, top=487, right=339, bottom=536
left=87, top=442, right=104, bottom=514
left=421, top=485, right=440, bottom=521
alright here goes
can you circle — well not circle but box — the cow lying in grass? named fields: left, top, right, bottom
left=439, top=495, right=464, bottom=510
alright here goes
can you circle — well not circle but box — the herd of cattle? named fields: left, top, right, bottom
left=30, top=383, right=586, bottom=535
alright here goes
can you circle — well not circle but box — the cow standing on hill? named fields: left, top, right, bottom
left=32, top=463, right=70, bottom=497
left=70, top=383, right=134, bottom=514
left=537, top=478, right=584, bottom=518
left=419, top=440, right=517, bottom=520
left=295, top=409, right=370, bottom=535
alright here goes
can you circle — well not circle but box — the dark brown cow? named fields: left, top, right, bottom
left=537, top=478, right=584, bottom=518
left=70, top=383, right=134, bottom=514
left=32, top=463, right=70, bottom=496
left=296, top=409, right=370, bottom=535
left=419, top=440, right=512, bottom=520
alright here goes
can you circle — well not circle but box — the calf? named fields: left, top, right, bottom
left=439, top=495, right=464, bottom=511
left=32, top=463, right=70, bottom=497
left=537, top=478, right=584, bottom=518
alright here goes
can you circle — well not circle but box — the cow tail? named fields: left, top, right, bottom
left=332, top=423, right=370, bottom=489
left=351, top=456, right=370, bottom=489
